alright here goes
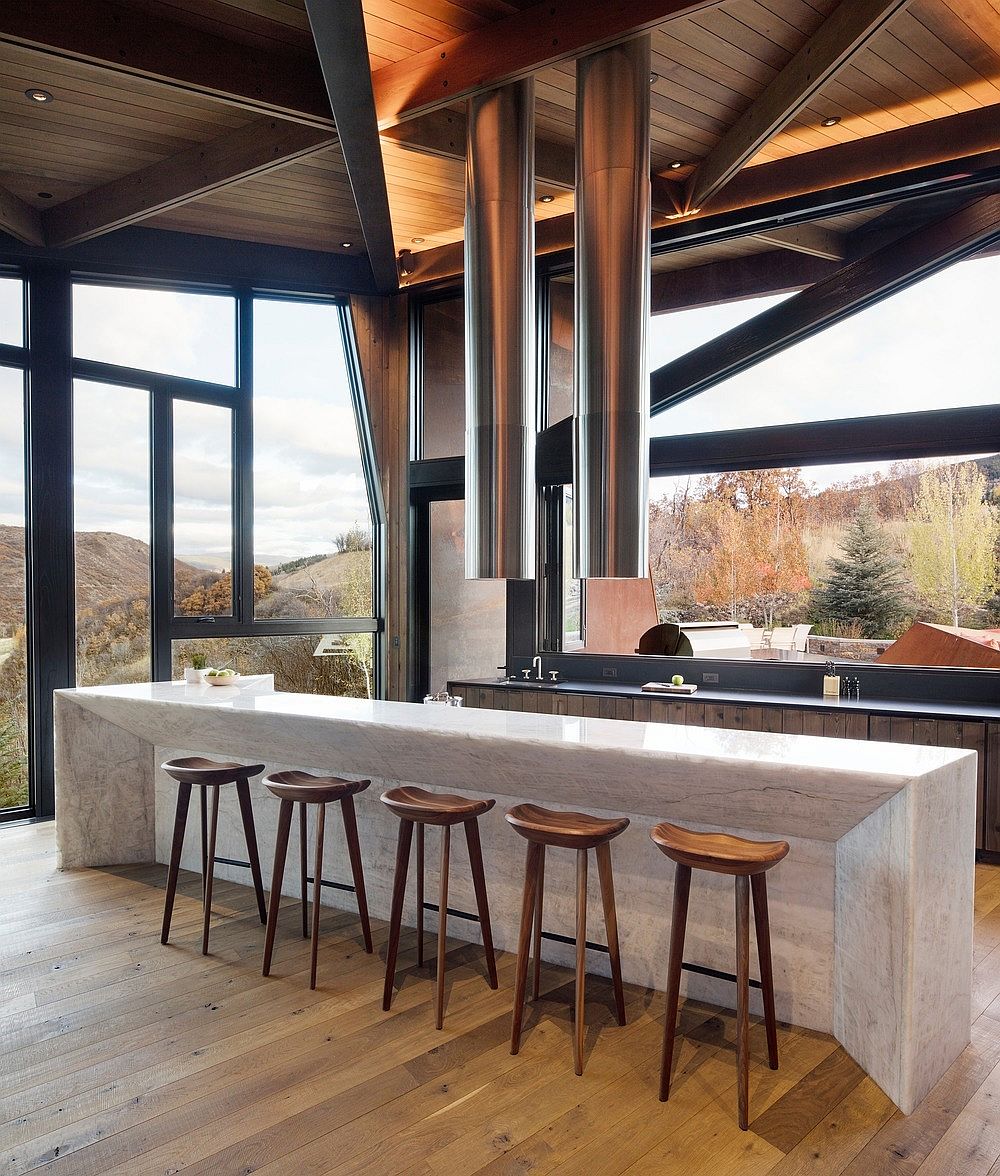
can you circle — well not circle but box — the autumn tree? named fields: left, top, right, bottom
left=178, top=565, right=272, bottom=616
left=812, top=505, right=908, bottom=638
left=908, top=461, right=999, bottom=626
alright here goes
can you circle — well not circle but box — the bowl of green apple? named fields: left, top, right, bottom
left=204, top=667, right=240, bottom=686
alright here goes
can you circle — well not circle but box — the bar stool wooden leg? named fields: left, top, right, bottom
left=416, top=823, right=425, bottom=967
left=201, top=785, right=220, bottom=956
left=309, top=803, right=326, bottom=990
left=531, top=845, right=545, bottom=1000
left=262, top=799, right=294, bottom=976
left=299, top=803, right=308, bottom=938
left=435, top=825, right=451, bottom=1029
left=341, top=794, right=373, bottom=954
left=596, top=842, right=627, bottom=1027
left=751, top=873, right=779, bottom=1070
left=735, top=874, right=751, bottom=1131
left=511, top=840, right=541, bottom=1055
left=199, top=786, right=208, bottom=902
left=382, top=819, right=413, bottom=1011
left=574, top=848, right=588, bottom=1076
left=465, top=817, right=498, bottom=989
left=161, top=781, right=192, bottom=945
left=236, top=777, right=267, bottom=924
left=659, top=862, right=691, bottom=1101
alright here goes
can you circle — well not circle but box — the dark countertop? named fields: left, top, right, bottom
left=449, top=677, right=1000, bottom=724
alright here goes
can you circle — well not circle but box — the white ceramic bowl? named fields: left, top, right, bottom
left=205, top=672, right=240, bottom=686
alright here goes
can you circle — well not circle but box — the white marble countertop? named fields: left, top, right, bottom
left=60, top=682, right=972, bottom=842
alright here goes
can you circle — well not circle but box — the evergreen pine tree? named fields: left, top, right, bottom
left=813, top=505, right=908, bottom=638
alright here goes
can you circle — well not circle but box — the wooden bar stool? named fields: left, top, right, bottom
left=261, top=772, right=373, bottom=990
left=506, top=803, right=629, bottom=1076
left=160, top=757, right=268, bottom=955
left=651, top=821, right=789, bottom=1131
left=380, top=786, right=498, bottom=1029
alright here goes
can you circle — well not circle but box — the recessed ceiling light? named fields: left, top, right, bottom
left=37, top=192, right=53, bottom=200
left=650, top=72, right=658, bottom=85
left=25, top=88, right=53, bottom=104
left=539, top=194, right=555, bottom=203
left=821, top=115, right=841, bottom=127
left=340, top=241, right=353, bottom=248
left=668, top=160, right=684, bottom=170
left=411, top=236, right=424, bottom=244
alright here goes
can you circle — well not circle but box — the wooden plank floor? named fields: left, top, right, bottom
left=4, top=823, right=1000, bottom=1175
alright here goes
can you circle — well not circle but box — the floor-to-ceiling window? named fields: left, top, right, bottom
left=0, top=276, right=28, bottom=816
left=1, top=270, right=383, bottom=820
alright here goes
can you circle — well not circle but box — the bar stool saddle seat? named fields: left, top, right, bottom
left=651, top=822, right=789, bottom=875
left=261, top=771, right=373, bottom=990
left=160, top=756, right=268, bottom=956
left=380, top=785, right=494, bottom=825
left=506, top=803, right=630, bottom=1076
left=505, top=803, right=630, bottom=849
left=380, top=786, right=498, bottom=1028
left=651, top=820, right=789, bottom=1132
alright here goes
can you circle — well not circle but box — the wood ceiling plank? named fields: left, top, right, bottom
left=0, top=183, right=44, bottom=244
left=42, top=117, right=336, bottom=247
left=0, top=0, right=334, bottom=127
left=687, top=0, right=913, bottom=211
left=305, top=0, right=398, bottom=292
left=650, top=191, right=1000, bottom=411
left=371, top=0, right=724, bottom=129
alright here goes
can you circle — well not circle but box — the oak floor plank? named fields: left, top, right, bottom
left=2, top=825, right=1000, bottom=1176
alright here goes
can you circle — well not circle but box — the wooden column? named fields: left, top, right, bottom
left=350, top=293, right=410, bottom=700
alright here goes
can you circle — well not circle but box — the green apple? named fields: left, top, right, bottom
left=206, top=668, right=236, bottom=680
left=671, top=674, right=684, bottom=687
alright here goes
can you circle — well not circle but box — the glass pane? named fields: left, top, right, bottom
left=0, top=278, right=24, bottom=347
left=0, top=368, right=28, bottom=810
left=647, top=453, right=1000, bottom=667
left=429, top=500, right=506, bottom=690
left=173, top=400, right=233, bottom=616
left=651, top=254, right=1000, bottom=436
left=421, top=297, right=465, bottom=459
left=172, top=634, right=374, bottom=698
left=548, top=277, right=573, bottom=426
left=73, top=284, right=236, bottom=385
left=252, top=299, right=373, bottom=620
left=74, top=380, right=152, bottom=686
left=562, top=487, right=583, bottom=649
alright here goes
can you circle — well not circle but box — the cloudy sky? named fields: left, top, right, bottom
left=1, top=253, right=998, bottom=560
left=0, top=284, right=373, bottom=570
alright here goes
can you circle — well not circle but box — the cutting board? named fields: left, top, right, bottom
left=641, top=682, right=699, bottom=694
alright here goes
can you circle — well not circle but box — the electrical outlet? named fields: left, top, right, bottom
left=602, top=667, right=617, bottom=679
left=702, top=672, right=720, bottom=684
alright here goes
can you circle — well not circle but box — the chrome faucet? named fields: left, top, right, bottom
left=532, top=655, right=543, bottom=681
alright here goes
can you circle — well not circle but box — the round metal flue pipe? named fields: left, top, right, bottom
left=464, top=79, right=536, bottom=579
left=574, top=36, right=651, bottom=579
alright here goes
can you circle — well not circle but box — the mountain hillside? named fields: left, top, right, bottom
left=270, top=548, right=370, bottom=595
left=0, top=526, right=198, bottom=629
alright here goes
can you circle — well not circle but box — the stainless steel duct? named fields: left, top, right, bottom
left=574, top=37, right=651, bottom=579
left=464, top=79, right=536, bottom=579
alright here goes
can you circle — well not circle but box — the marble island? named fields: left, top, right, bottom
left=54, top=680, right=977, bottom=1115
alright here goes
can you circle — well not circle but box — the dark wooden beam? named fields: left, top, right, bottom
left=0, top=184, right=43, bottom=246
left=43, top=119, right=336, bottom=248
left=751, top=223, right=846, bottom=261
left=651, top=249, right=838, bottom=314
left=0, top=0, right=333, bottom=127
left=305, top=0, right=398, bottom=295
left=372, top=0, right=721, bottom=130
left=686, top=0, right=911, bottom=212
left=650, top=192, right=1000, bottom=413
left=0, top=225, right=375, bottom=295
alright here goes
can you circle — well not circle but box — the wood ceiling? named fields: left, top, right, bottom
left=0, top=0, right=998, bottom=292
